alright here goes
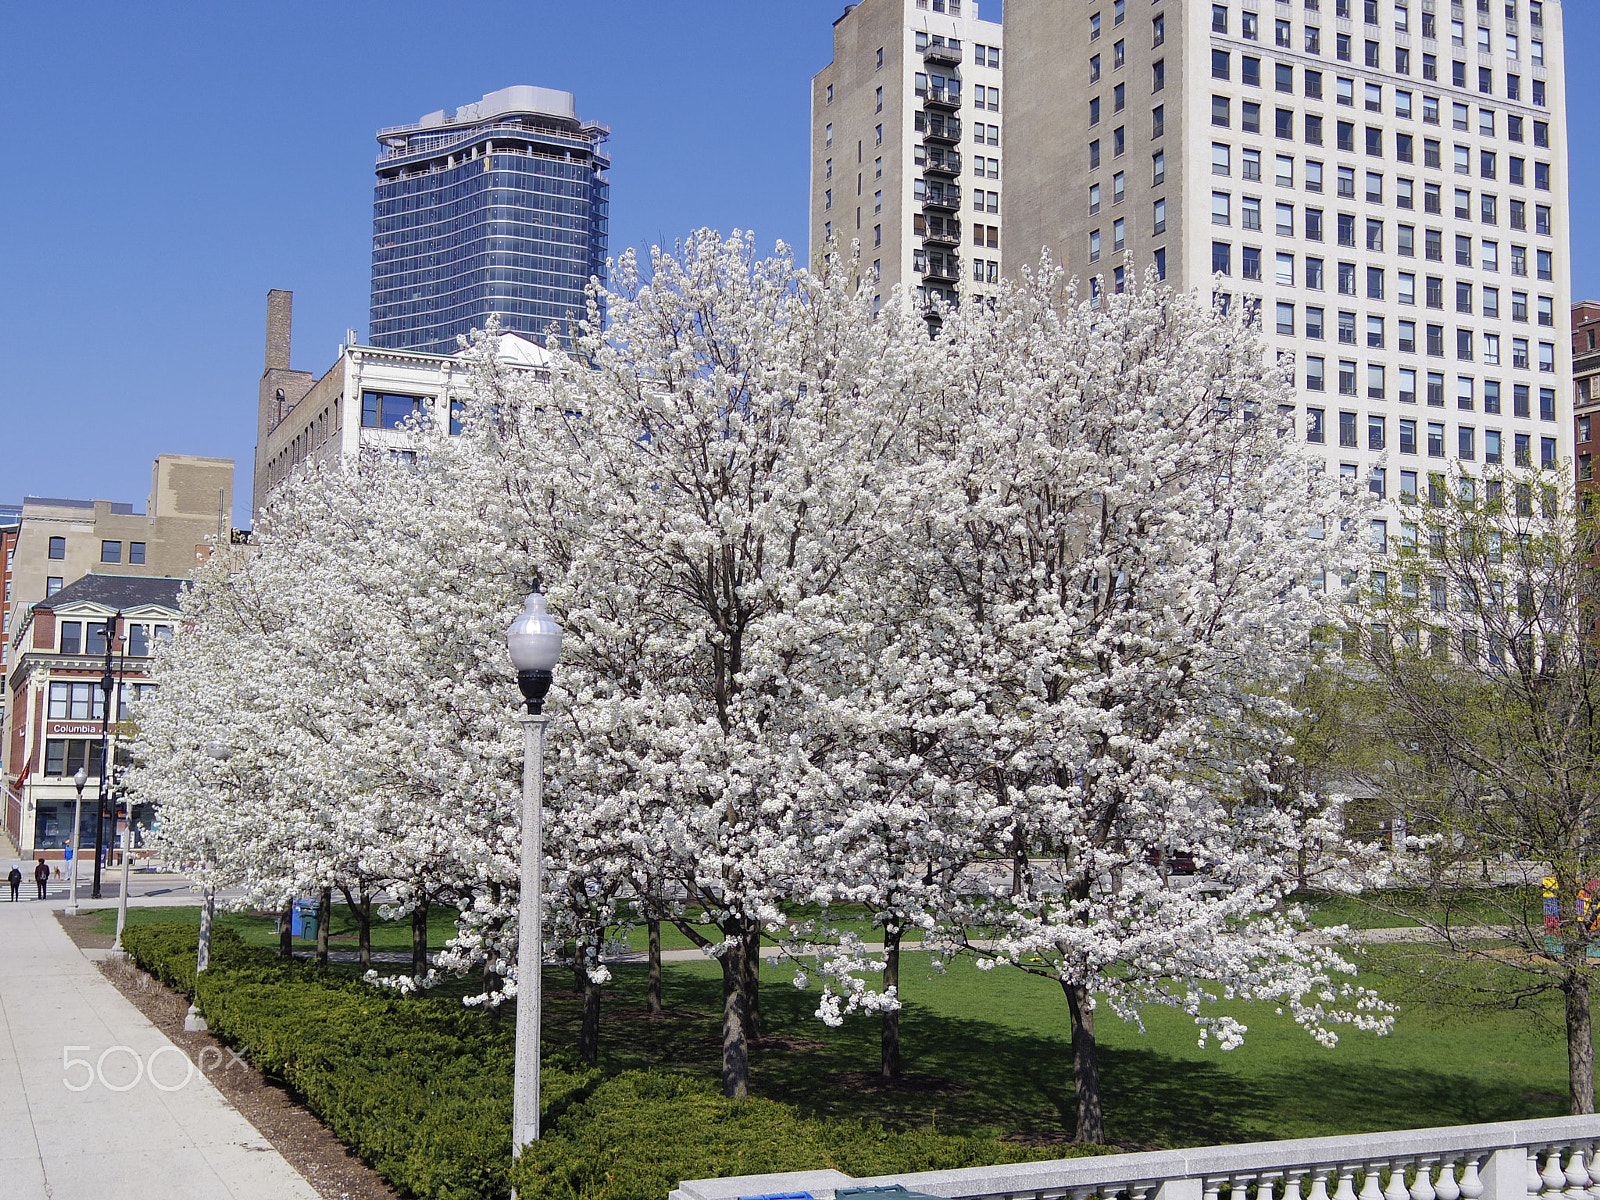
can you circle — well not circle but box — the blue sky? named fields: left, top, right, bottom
left=0, top=1, right=1594, bottom=524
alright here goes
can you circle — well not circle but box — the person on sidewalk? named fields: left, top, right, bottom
left=7, top=865, right=19, bottom=901
left=33, top=858, right=49, bottom=900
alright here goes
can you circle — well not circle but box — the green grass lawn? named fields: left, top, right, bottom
left=113, top=902, right=1583, bottom=1148
left=90, top=902, right=462, bottom=954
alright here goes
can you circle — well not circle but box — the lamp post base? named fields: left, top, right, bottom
left=183, top=1004, right=207, bottom=1032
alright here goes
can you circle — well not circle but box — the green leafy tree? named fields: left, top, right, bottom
left=1351, top=464, right=1600, bottom=1113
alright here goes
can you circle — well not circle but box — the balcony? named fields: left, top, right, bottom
left=921, top=221, right=961, bottom=247
left=923, top=150, right=961, bottom=175
left=923, top=256, right=961, bottom=282
left=922, top=186, right=961, bottom=212
left=674, top=1115, right=1600, bottom=1200
left=923, top=42, right=963, bottom=66
left=924, top=116, right=962, bottom=143
left=922, top=86, right=961, bottom=110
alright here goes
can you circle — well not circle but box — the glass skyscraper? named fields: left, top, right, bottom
left=370, top=85, right=610, bottom=353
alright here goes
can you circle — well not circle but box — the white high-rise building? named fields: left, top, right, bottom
left=811, top=0, right=1005, bottom=318
left=1002, top=0, right=1572, bottom=519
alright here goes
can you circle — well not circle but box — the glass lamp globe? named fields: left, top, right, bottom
left=507, top=587, right=564, bottom=713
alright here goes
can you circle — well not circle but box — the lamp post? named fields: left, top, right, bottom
left=90, top=612, right=120, bottom=900
left=506, top=584, right=562, bottom=1154
left=65, top=767, right=87, bottom=916
left=109, top=624, right=133, bottom=955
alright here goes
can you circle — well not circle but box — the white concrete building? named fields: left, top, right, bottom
left=1002, top=0, right=1573, bottom=522
left=251, top=289, right=550, bottom=515
left=810, top=0, right=1005, bottom=318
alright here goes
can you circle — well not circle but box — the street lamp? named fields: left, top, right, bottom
left=506, top=584, right=562, bottom=1154
left=65, top=767, right=87, bottom=916
left=91, top=612, right=120, bottom=900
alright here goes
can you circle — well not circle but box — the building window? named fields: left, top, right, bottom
left=48, top=536, right=65, bottom=560
left=101, top=540, right=121, bottom=564
left=129, top=542, right=145, bottom=565
left=46, top=576, right=62, bottom=597
left=59, top=621, right=81, bottom=654
left=361, top=392, right=425, bottom=430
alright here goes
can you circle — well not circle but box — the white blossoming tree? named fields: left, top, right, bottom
left=906, top=264, right=1389, bottom=1144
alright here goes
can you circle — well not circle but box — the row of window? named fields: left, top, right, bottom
left=1209, top=6, right=1551, bottom=102
left=1211, top=202, right=1554, bottom=275
left=52, top=620, right=172, bottom=659
left=1211, top=243, right=1555, bottom=305
left=46, top=679, right=159, bottom=719
left=1298, top=356, right=1558, bottom=415
left=1312, top=411, right=1555, bottom=465
left=1208, top=97, right=1553, bottom=189
left=1206, top=149, right=1554, bottom=228
left=1209, top=57, right=1552, bottom=137
left=45, top=536, right=147, bottom=566
left=1215, top=0, right=1545, bottom=42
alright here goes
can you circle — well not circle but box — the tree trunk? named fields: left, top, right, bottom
left=881, top=920, right=903, bottom=1081
left=1063, top=981, right=1106, bottom=1144
left=719, top=924, right=750, bottom=1099
left=316, top=887, right=331, bottom=968
left=742, top=921, right=762, bottom=1042
left=579, top=941, right=603, bottom=1067
left=411, top=896, right=429, bottom=979
left=197, top=886, right=215, bottom=973
left=338, top=883, right=373, bottom=969
left=647, top=919, right=663, bottom=1016
left=484, top=881, right=503, bottom=1015
left=1012, top=831, right=1027, bottom=896
left=1566, top=973, right=1595, bottom=1114
left=279, top=903, right=292, bottom=959
left=358, top=888, right=372, bottom=969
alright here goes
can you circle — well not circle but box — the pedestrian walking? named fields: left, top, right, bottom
left=33, top=858, right=49, bottom=900
left=7, top=865, right=19, bottom=901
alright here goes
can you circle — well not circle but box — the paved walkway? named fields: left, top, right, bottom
left=0, top=899, right=319, bottom=1199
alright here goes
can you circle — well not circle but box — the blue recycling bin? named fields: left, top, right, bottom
left=290, top=900, right=319, bottom=940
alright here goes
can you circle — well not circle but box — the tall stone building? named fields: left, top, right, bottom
left=811, top=0, right=1005, bottom=316
left=369, top=86, right=610, bottom=355
left=1001, top=0, right=1572, bottom=533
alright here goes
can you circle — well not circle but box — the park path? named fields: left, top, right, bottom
left=610, top=923, right=1513, bottom=966
left=0, top=898, right=320, bottom=1200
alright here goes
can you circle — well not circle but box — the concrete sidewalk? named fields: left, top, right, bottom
left=0, top=901, right=319, bottom=1199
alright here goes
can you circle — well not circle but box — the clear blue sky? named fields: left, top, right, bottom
left=0, top=1, right=1595, bottom=525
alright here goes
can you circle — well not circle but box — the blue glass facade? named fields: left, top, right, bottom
left=370, top=97, right=609, bottom=354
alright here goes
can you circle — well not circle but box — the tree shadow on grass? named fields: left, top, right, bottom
left=562, top=965, right=1272, bottom=1146
left=551, top=964, right=1574, bottom=1149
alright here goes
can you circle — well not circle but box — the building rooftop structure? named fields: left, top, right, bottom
left=27, top=573, right=186, bottom=615
left=369, top=85, right=610, bottom=355
left=252, top=289, right=551, bottom=515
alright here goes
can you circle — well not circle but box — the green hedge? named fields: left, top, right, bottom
left=124, top=923, right=1101, bottom=1200
left=124, top=922, right=596, bottom=1200
left=510, top=1071, right=1101, bottom=1200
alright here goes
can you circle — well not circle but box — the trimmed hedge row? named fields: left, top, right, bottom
left=124, top=922, right=597, bottom=1200
left=124, top=922, right=1100, bottom=1200
left=509, top=1071, right=1100, bottom=1200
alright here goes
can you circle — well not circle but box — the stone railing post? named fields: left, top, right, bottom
left=1158, top=1177, right=1204, bottom=1200
left=1481, top=1149, right=1534, bottom=1200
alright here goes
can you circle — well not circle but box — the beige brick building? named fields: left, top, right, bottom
left=811, top=0, right=1005, bottom=317
left=1000, top=0, right=1573, bottom=524
left=251, top=289, right=550, bottom=516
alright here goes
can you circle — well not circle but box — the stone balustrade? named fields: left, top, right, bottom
left=671, top=1116, right=1600, bottom=1200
